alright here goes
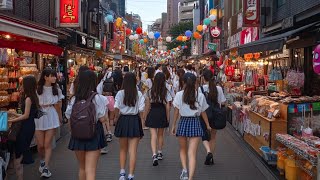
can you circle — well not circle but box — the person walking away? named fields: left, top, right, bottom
left=155, top=64, right=162, bottom=75
left=65, top=70, right=107, bottom=180
left=198, top=69, right=226, bottom=165
left=141, top=67, right=155, bottom=130
left=69, top=66, right=90, bottom=95
left=114, top=72, right=145, bottom=180
left=171, top=73, right=211, bottom=180
left=8, top=76, right=40, bottom=180
left=173, top=68, right=185, bottom=94
left=35, top=68, right=64, bottom=178
left=145, top=72, right=172, bottom=166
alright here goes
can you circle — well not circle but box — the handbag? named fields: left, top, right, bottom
left=8, top=122, right=22, bottom=141
left=0, top=112, right=8, bottom=131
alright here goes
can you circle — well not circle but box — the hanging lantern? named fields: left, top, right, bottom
left=197, top=25, right=203, bottom=32
left=166, top=36, right=172, bottom=42
left=136, top=27, right=143, bottom=34
left=126, top=28, right=132, bottom=36
left=148, top=32, right=155, bottom=39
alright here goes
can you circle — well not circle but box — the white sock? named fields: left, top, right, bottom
left=120, top=169, right=125, bottom=175
left=128, top=174, right=134, bottom=179
left=182, top=169, right=188, bottom=173
left=158, top=150, right=162, bottom=154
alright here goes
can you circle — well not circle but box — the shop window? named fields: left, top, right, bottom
left=277, top=0, right=285, bottom=8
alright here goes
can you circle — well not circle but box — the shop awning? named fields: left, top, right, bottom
left=238, top=22, right=318, bottom=56
left=0, top=39, right=63, bottom=56
left=0, top=17, right=58, bottom=43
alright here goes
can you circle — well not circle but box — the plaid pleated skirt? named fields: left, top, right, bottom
left=176, top=116, right=204, bottom=137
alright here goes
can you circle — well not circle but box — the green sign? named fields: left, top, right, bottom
left=313, top=102, right=320, bottom=111
left=207, top=43, right=217, bottom=51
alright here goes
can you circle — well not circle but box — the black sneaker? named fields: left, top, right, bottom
left=157, top=153, right=163, bottom=160
left=41, top=168, right=52, bottom=178
left=152, top=155, right=159, bottom=166
left=204, top=152, right=214, bottom=165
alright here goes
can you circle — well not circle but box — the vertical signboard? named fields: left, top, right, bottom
left=240, top=27, right=259, bottom=45
left=243, top=0, right=260, bottom=27
left=56, top=0, right=81, bottom=27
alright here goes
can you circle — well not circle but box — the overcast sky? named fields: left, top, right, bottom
left=127, top=0, right=167, bottom=31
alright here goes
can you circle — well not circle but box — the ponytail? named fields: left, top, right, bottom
left=183, top=73, right=197, bottom=110
left=203, top=69, right=218, bottom=104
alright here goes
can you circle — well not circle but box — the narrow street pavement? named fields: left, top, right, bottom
left=15, top=121, right=276, bottom=180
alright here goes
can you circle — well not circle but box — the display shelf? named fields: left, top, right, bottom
left=276, top=134, right=318, bottom=166
left=296, top=159, right=315, bottom=177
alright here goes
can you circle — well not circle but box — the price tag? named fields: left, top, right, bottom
left=267, top=112, right=273, bottom=119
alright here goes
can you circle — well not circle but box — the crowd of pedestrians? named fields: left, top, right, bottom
left=8, top=63, right=226, bottom=180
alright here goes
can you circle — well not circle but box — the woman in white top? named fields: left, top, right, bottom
left=65, top=70, right=107, bottom=180
left=198, top=69, right=226, bottom=165
left=35, top=68, right=64, bottom=178
left=141, top=67, right=155, bottom=130
left=173, top=68, right=185, bottom=94
left=114, top=72, right=145, bottom=180
left=171, top=73, right=211, bottom=180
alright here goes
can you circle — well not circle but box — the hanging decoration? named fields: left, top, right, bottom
left=166, top=36, right=172, bottom=42
left=105, top=15, right=114, bottom=23
left=126, top=28, right=132, bottom=36
left=148, top=32, right=155, bottom=39
left=209, top=14, right=217, bottom=21
left=136, top=27, right=143, bottom=34
left=313, top=44, right=320, bottom=74
left=129, top=35, right=134, bottom=41
left=154, top=32, right=161, bottom=39
left=134, top=34, right=139, bottom=40
left=185, top=30, right=192, bottom=38
left=197, top=25, right=203, bottom=32
left=203, top=25, right=208, bottom=31
left=203, top=18, right=211, bottom=25
left=115, top=17, right=122, bottom=28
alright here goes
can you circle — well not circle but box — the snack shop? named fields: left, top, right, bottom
left=220, top=20, right=320, bottom=179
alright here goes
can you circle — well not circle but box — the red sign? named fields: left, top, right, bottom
left=243, top=0, right=260, bottom=27
left=57, top=0, right=81, bottom=27
left=210, top=27, right=221, bottom=38
left=240, top=27, right=259, bottom=45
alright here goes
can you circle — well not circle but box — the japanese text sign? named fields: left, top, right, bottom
left=243, top=0, right=260, bottom=26
left=57, top=0, right=81, bottom=27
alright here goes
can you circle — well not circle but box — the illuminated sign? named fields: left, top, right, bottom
left=56, top=0, right=81, bottom=27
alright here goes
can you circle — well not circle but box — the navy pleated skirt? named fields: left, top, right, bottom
left=176, top=116, right=204, bottom=137
left=114, top=115, right=144, bottom=138
left=68, top=121, right=106, bottom=151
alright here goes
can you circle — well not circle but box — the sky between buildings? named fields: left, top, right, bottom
left=127, top=0, right=167, bottom=31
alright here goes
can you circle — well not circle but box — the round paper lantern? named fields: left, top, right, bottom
left=134, top=34, right=139, bottom=40
left=126, top=28, right=132, bottom=36
left=144, top=38, right=148, bottom=43
left=166, top=36, right=172, bottom=42
left=203, top=25, right=208, bottom=31
left=197, top=25, right=203, bottom=32
left=177, top=36, right=183, bottom=41
left=136, top=27, right=143, bottom=34
left=204, top=18, right=211, bottom=25
left=185, top=30, right=192, bottom=38
left=313, top=44, right=320, bottom=74
left=182, top=36, right=187, bottom=42
left=129, top=35, right=134, bottom=40
left=148, top=32, right=155, bottom=39
left=106, top=15, right=114, bottom=23
left=193, top=32, right=200, bottom=39
left=143, top=32, right=148, bottom=36
left=116, top=17, right=122, bottom=27
left=139, top=39, right=144, bottom=44
left=209, top=14, right=217, bottom=21
left=154, top=32, right=161, bottom=39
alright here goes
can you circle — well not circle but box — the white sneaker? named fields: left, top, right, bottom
left=41, top=168, right=52, bottom=178
left=39, top=161, right=45, bottom=173
left=180, top=170, right=188, bottom=180
left=101, top=147, right=109, bottom=154
left=119, top=173, right=126, bottom=180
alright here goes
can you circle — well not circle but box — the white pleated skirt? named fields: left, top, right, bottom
left=34, top=107, right=60, bottom=131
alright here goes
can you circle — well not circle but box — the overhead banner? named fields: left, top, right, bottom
left=56, top=0, right=81, bottom=27
left=243, top=0, right=260, bottom=27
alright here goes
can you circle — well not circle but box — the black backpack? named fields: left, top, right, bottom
left=200, top=86, right=227, bottom=130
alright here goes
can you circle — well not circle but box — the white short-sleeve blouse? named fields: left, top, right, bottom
left=198, top=84, right=227, bottom=104
left=173, top=90, right=209, bottom=117
left=114, top=90, right=145, bottom=115
left=65, top=94, right=108, bottom=121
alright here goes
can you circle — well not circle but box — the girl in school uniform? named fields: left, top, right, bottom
left=173, top=68, right=185, bottom=94
left=171, top=73, right=211, bottom=180
left=65, top=70, right=107, bottom=180
left=114, top=72, right=145, bottom=180
left=35, top=68, right=64, bottom=178
left=198, top=69, right=226, bottom=165
left=145, top=72, right=172, bottom=166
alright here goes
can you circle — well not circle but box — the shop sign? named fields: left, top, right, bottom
left=87, top=38, right=94, bottom=49
left=281, top=17, right=294, bottom=30
left=207, top=43, right=217, bottom=51
left=240, top=27, right=259, bottom=45
left=237, top=12, right=243, bottom=29
left=244, top=53, right=260, bottom=60
left=227, top=32, right=240, bottom=49
left=76, top=34, right=87, bottom=48
left=210, top=27, right=221, bottom=38
left=0, top=0, right=13, bottom=10
left=243, top=0, right=260, bottom=27
left=56, top=0, right=81, bottom=27
left=94, top=40, right=101, bottom=50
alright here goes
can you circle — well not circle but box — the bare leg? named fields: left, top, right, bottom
left=209, top=130, right=217, bottom=153
left=149, top=128, right=157, bottom=155
left=119, top=138, right=128, bottom=169
left=75, top=151, right=86, bottom=180
left=128, top=138, right=140, bottom=175
left=44, top=129, right=56, bottom=167
left=157, top=128, right=165, bottom=152
left=202, top=141, right=211, bottom=154
left=13, top=155, right=23, bottom=180
left=84, top=150, right=101, bottom=180
left=35, top=130, right=45, bottom=161
left=178, top=137, right=188, bottom=170
left=188, top=137, right=201, bottom=180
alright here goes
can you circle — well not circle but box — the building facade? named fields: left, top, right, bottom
left=167, top=0, right=183, bottom=28
left=178, top=0, right=199, bottom=22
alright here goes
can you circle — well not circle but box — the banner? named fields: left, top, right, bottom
left=240, top=27, right=259, bottom=45
left=57, top=0, right=81, bottom=27
left=243, top=0, right=260, bottom=27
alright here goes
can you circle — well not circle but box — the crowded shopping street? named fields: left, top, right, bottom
left=1, top=0, right=320, bottom=180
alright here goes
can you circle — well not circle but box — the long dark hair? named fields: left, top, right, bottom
left=37, top=68, right=58, bottom=95
left=73, top=66, right=90, bottom=94
left=23, top=76, right=40, bottom=108
left=150, top=72, right=167, bottom=103
left=122, top=72, right=138, bottom=107
left=177, top=68, right=185, bottom=91
left=202, top=69, right=218, bottom=104
left=113, top=68, right=123, bottom=91
left=162, top=66, right=171, bottom=80
left=147, top=67, right=155, bottom=80
left=183, top=73, right=197, bottom=110
left=75, top=70, right=97, bottom=101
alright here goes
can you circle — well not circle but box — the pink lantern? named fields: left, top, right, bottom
left=313, top=44, right=320, bottom=74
